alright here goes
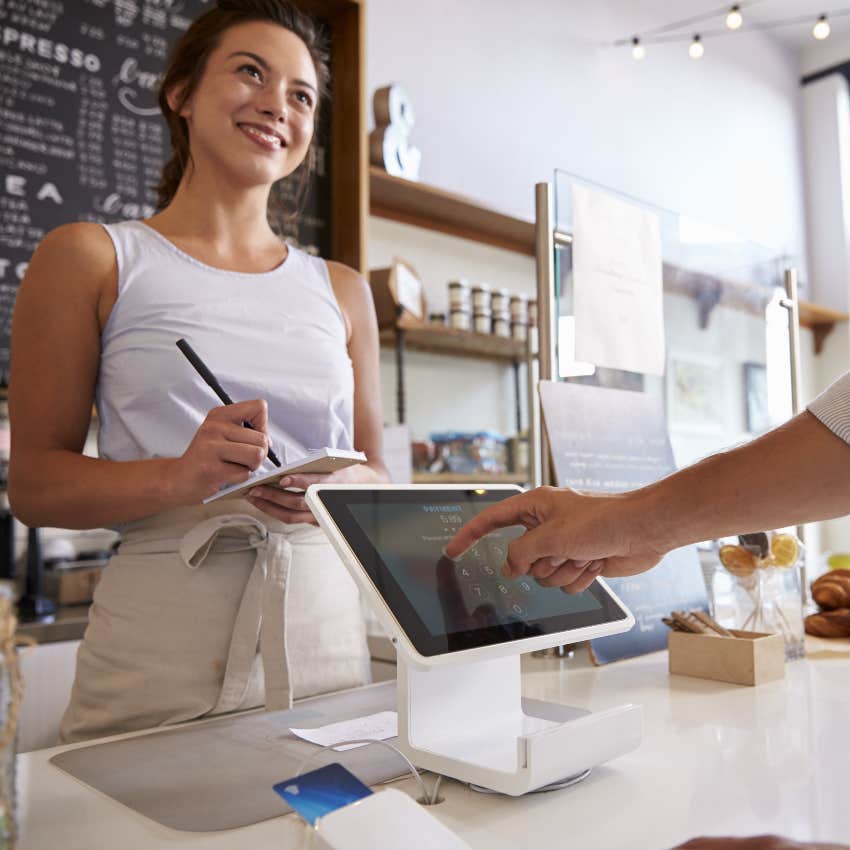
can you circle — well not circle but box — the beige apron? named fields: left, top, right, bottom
left=60, top=501, right=371, bottom=743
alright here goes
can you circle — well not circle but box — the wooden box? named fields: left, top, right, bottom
left=45, top=565, right=105, bottom=606
left=369, top=259, right=426, bottom=329
left=668, top=629, right=785, bottom=686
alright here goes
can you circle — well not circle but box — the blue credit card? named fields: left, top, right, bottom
left=273, top=763, right=373, bottom=825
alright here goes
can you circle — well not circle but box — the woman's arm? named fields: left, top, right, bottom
left=9, top=224, right=273, bottom=529
left=246, top=261, right=389, bottom=524
left=326, top=260, right=389, bottom=485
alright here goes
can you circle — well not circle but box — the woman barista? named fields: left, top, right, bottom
left=8, top=0, right=388, bottom=742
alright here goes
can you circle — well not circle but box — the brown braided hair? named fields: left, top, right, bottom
left=155, top=0, right=329, bottom=224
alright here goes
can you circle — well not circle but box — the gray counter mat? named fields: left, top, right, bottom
left=51, top=681, right=401, bottom=832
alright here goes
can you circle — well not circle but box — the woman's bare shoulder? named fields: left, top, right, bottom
left=26, top=222, right=117, bottom=295
left=37, top=221, right=115, bottom=263
left=325, top=260, right=371, bottom=299
left=324, top=260, right=378, bottom=345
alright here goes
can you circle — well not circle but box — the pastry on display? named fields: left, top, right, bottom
left=804, top=608, right=850, bottom=638
left=805, top=570, right=850, bottom=638
left=811, top=569, right=850, bottom=610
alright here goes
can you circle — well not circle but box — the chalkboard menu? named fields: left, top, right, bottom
left=0, top=0, right=332, bottom=375
left=539, top=380, right=708, bottom=664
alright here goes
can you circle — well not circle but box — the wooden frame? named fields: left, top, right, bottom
left=302, top=0, right=366, bottom=271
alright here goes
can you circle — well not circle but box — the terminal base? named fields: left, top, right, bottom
left=397, top=654, right=642, bottom=796
left=468, top=766, right=591, bottom=795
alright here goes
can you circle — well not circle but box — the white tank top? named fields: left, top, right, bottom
left=96, top=221, right=354, bottom=468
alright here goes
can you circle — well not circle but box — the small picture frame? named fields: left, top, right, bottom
left=743, top=362, right=769, bottom=434
left=666, top=353, right=724, bottom=434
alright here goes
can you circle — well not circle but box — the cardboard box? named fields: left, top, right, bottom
left=369, top=259, right=426, bottom=329
left=668, top=629, right=785, bottom=686
left=46, top=565, right=105, bottom=606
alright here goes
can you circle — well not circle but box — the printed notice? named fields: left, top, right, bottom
left=572, top=183, right=665, bottom=377
left=538, top=380, right=707, bottom=664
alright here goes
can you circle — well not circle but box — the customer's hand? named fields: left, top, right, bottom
left=671, top=837, right=849, bottom=850
left=170, top=399, right=271, bottom=504
left=445, top=486, right=666, bottom=593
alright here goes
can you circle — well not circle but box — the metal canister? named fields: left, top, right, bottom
left=493, top=315, right=511, bottom=337
left=473, top=311, right=492, bottom=334
left=509, top=294, right=528, bottom=322
left=448, top=280, right=471, bottom=311
left=449, top=308, right=472, bottom=330
left=471, top=284, right=491, bottom=312
left=491, top=287, right=510, bottom=314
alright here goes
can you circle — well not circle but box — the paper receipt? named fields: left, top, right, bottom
left=290, top=711, right=398, bottom=751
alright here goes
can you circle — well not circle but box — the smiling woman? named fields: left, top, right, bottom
left=8, top=0, right=388, bottom=743
left=156, top=0, right=330, bottom=223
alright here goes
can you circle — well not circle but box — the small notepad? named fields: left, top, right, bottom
left=203, top=447, right=367, bottom=503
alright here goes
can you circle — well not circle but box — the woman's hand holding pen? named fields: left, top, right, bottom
left=170, top=399, right=273, bottom=503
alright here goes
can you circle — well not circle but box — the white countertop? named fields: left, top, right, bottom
left=20, top=640, right=850, bottom=850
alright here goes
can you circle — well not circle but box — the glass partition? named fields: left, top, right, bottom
left=549, top=169, right=795, bottom=469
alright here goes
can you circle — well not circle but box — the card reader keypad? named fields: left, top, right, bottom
left=453, top=537, right=537, bottom=619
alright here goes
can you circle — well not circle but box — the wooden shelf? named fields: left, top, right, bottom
left=380, top=323, right=527, bottom=362
left=798, top=300, right=850, bottom=355
left=412, top=472, right=527, bottom=484
left=369, top=167, right=535, bottom=256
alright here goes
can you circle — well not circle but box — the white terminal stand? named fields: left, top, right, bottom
left=306, top=484, right=643, bottom=796
left=397, top=643, right=642, bottom=796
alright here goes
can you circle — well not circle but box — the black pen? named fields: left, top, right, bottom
left=176, top=338, right=282, bottom=468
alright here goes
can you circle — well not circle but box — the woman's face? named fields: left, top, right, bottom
left=176, top=21, right=319, bottom=189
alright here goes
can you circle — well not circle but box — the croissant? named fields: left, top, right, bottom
left=805, top=608, right=850, bottom=638
left=812, top=570, right=850, bottom=610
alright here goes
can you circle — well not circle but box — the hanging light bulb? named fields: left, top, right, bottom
left=726, top=5, right=743, bottom=29
left=813, top=14, right=831, bottom=40
left=689, top=34, right=704, bottom=58
left=631, top=37, right=646, bottom=60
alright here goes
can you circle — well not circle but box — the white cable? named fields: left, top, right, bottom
left=293, top=738, right=444, bottom=805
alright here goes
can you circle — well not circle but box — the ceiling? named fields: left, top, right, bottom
left=602, top=0, right=850, bottom=54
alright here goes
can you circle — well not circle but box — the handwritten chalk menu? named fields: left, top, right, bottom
left=538, top=380, right=707, bottom=664
left=0, top=0, right=331, bottom=375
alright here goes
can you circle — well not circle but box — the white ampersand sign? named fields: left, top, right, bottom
left=369, top=84, right=422, bottom=181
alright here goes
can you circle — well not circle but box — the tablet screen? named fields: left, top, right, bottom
left=316, top=488, right=631, bottom=656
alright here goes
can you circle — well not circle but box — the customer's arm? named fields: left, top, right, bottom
left=446, top=376, right=850, bottom=593
left=671, top=836, right=848, bottom=849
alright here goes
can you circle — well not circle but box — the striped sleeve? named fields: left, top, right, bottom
left=807, top=371, right=850, bottom=445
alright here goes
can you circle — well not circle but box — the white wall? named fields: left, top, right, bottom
left=369, top=217, right=534, bottom=438
left=365, top=2, right=850, bottom=563
left=799, top=73, right=850, bottom=556
left=365, top=0, right=810, bottom=447
left=665, top=295, right=772, bottom=469
left=366, top=0, right=808, bottom=266
left=801, top=75, right=850, bottom=314
left=801, top=32, right=850, bottom=76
